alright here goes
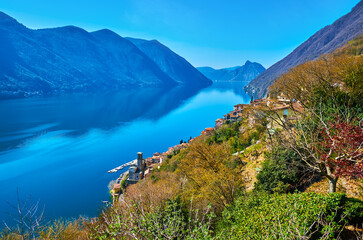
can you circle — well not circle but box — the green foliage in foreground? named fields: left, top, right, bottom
left=216, top=192, right=363, bottom=240
left=90, top=197, right=215, bottom=240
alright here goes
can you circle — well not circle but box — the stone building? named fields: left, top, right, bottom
left=127, top=152, right=145, bottom=184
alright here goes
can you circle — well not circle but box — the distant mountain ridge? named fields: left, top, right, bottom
left=127, top=38, right=211, bottom=87
left=245, top=1, right=363, bottom=99
left=197, top=61, right=265, bottom=86
left=0, top=12, right=211, bottom=98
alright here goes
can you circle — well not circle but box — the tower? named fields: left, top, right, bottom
left=137, top=152, right=144, bottom=171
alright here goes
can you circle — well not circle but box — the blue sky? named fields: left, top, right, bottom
left=1, top=0, right=360, bottom=68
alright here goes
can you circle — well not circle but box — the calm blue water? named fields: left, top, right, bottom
left=0, top=83, right=250, bottom=224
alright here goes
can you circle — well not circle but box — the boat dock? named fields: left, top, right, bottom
left=108, top=159, right=136, bottom=173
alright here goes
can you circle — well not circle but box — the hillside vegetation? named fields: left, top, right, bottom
left=2, top=36, right=363, bottom=240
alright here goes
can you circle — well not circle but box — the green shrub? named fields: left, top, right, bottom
left=207, top=122, right=241, bottom=145
left=255, top=147, right=307, bottom=193
left=216, top=192, right=362, bottom=240
left=343, top=197, right=363, bottom=224
left=207, top=122, right=265, bottom=153
left=120, top=174, right=128, bottom=190
left=160, top=149, right=185, bottom=172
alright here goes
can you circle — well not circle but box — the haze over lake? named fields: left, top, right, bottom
left=0, top=83, right=250, bottom=223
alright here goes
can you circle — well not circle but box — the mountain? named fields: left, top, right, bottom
left=0, top=12, right=211, bottom=99
left=244, top=1, right=363, bottom=99
left=197, top=61, right=265, bottom=86
left=126, top=37, right=211, bottom=87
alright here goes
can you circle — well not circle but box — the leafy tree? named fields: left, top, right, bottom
left=178, top=139, right=245, bottom=213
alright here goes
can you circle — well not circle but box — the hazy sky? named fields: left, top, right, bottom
left=1, top=0, right=360, bottom=69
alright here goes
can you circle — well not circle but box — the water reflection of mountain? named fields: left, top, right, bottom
left=0, top=86, right=204, bottom=152
left=0, top=82, right=250, bottom=224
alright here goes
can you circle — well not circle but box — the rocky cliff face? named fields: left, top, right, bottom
left=197, top=60, right=265, bottom=86
left=244, top=1, right=363, bottom=99
left=0, top=12, right=211, bottom=98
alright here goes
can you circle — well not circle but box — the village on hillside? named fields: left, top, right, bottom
left=109, top=93, right=305, bottom=202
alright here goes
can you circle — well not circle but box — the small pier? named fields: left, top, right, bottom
left=108, top=159, right=137, bottom=173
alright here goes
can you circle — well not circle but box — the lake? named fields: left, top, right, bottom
left=0, top=83, right=250, bottom=224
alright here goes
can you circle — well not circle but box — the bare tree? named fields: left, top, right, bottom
left=266, top=100, right=362, bottom=193
left=3, top=189, right=44, bottom=240
left=266, top=53, right=363, bottom=193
